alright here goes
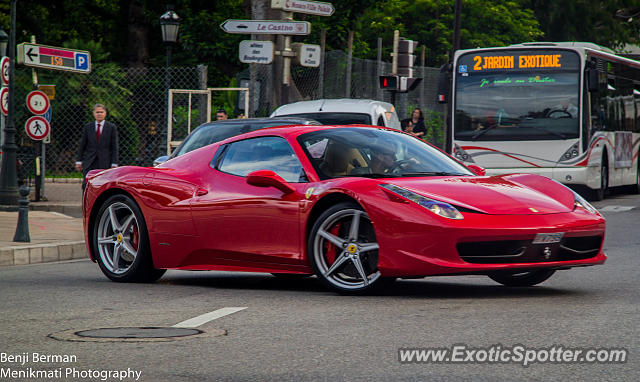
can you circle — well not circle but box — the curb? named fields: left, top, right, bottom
left=0, top=204, right=82, bottom=218
left=0, top=241, right=87, bottom=267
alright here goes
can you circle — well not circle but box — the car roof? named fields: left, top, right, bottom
left=271, top=98, right=395, bottom=115
left=197, top=116, right=320, bottom=128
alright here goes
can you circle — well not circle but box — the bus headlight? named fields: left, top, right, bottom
left=560, top=143, right=580, bottom=161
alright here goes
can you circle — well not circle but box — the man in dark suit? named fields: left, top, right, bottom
left=76, top=103, right=118, bottom=189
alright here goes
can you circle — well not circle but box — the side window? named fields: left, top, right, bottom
left=377, top=115, right=386, bottom=127
left=218, top=137, right=306, bottom=182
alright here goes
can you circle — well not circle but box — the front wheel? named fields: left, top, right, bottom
left=488, top=269, right=555, bottom=287
left=593, top=160, right=608, bottom=201
left=308, top=202, right=386, bottom=294
left=93, top=194, right=165, bottom=283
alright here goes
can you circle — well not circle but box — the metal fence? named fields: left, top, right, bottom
left=10, top=65, right=206, bottom=180
left=7, top=50, right=444, bottom=181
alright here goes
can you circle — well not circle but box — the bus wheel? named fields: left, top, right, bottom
left=634, top=161, right=640, bottom=194
left=594, top=158, right=608, bottom=201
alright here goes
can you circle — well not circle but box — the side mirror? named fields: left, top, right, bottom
left=246, top=170, right=295, bottom=194
left=153, top=155, right=170, bottom=167
left=467, top=164, right=486, bottom=176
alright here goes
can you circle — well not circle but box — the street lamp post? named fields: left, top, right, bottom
left=159, top=5, right=180, bottom=158
left=0, top=0, right=19, bottom=205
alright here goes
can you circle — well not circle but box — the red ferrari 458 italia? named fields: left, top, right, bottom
left=83, top=125, right=606, bottom=293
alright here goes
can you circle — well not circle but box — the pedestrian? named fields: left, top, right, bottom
left=75, top=103, right=118, bottom=190
left=402, top=108, right=427, bottom=138
left=216, top=108, right=228, bottom=120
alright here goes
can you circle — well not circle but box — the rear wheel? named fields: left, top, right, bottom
left=488, top=269, right=555, bottom=287
left=308, top=202, right=389, bottom=294
left=633, top=160, right=640, bottom=194
left=93, top=194, right=165, bottom=282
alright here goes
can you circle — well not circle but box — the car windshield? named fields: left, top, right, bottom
left=280, top=112, right=372, bottom=125
left=454, top=50, right=581, bottom=141
left=175, top=121, right=302, bottom=157
left=298, top=127, right=473, bottom=179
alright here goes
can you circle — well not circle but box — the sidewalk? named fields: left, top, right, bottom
left=0, top=179, right=86, bottom=266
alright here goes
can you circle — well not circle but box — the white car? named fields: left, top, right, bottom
left=270, top=99, right=402, bottom=130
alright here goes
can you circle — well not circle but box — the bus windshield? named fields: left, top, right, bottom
left=454, top=50, right=580, bottom=141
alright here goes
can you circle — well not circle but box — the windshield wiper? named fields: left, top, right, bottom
left=471, top=125, right=497, bottom=140
left=400, top=172, right=469, bottom=177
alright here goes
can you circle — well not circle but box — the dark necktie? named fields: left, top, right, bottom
left=96, top=123, right=101, bottom=141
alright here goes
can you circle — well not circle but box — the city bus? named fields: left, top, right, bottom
left=443, top=42, right=640, bottom=200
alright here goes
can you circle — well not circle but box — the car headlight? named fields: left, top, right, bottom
left=573, top=191, right=599, bottom=215
left=380, top=184, right=464, bottom=220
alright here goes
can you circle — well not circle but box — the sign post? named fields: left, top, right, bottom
left=271, top=0, right=335, bottom=16
left=26, top=90, right=50, bottom=115
left=239, top=40, right=274, bottom=64
left=24, top=116, right=50, bottom=141
left=1, top=56, right=9, bottom=86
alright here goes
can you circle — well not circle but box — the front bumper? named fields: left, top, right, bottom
left=375, top=209, right=606, bottom=277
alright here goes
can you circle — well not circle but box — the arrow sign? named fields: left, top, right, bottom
left=25, top=116, right=51, bottom=141
left=221, top=19, right=310, bottom=35
left=17, top=43, right=91, bottom=73
left=271, top=0, right=335, bottom=16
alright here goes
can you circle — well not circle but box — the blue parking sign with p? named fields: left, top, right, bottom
left=75, top=53, right=89, bottom=71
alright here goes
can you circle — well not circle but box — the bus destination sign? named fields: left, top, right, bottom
left=457, top=50, right=579, bottom=73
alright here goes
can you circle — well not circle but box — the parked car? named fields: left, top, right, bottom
left=153, top=117, right=320, bottom=166
left=270, top=98, right=402, bottom=130
left=84, top=125, right=605, bottom=294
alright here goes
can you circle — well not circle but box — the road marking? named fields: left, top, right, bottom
left=598, top=205, right=636, bottom=212
left=172, top=307, right=247, bottom=328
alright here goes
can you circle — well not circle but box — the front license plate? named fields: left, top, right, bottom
left=532, top=232, right=564, bottom=244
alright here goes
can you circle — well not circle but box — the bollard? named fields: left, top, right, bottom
left=13, top=185, right=30, bottom=242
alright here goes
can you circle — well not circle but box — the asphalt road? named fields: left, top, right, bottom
left=1, top=192, right=639, bottom=381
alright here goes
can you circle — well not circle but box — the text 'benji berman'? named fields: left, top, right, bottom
left=1, top=352, right=76, bottom=366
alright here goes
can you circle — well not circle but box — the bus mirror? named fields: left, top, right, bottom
left=587, top=66, right=598, bottom=93
left=437, top=63, right=451, bottom=103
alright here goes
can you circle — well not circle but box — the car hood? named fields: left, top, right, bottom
left=380, top=174, right=575, bottom=215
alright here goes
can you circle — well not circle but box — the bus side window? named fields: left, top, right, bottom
left=377, top=115, right=386, bottom=127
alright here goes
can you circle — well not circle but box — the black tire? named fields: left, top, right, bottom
left=488, top=269, right=555, bottom=287
left=593, top=157, right=608, bottom=201
left=93, top=194, right=165, bottom=283
left=633, top=160, right=640, bottom=194
left=307, top=201, right=387, bottom=294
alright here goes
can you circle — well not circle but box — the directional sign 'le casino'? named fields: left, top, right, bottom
left=17, top=43, right=91, bottom=74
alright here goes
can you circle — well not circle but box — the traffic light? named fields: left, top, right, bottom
left=397, top=38, right=418, bottom=78
left=379, top=75, right=398, bottom=90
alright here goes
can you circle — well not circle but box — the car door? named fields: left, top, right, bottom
left=190, top=136, right=308, bottom=266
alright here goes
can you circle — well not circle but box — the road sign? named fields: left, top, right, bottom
left=221, top=19, right=310, bottom=35
left=0, top=87, right=8, bottom=116
left=38, top=84, right=56, bottom=100
left=17, top=43, right=92, bottom=73
left=271, top=0, right=334, bottom=16
left=25, top=116, right=50, bottom=140
left=1, top=56, right=9, bottom=86
left=239, top=40, right=274, bottom=64
left=26, top=90, right=50, bottom=115
left=292, top=43, right=321, bottom=67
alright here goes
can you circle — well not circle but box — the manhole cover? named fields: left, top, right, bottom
left=49, top=327, right=225, bottom=343
left=76, top=327, right=202, bottom=339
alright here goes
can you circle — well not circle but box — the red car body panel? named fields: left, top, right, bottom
left=83, top=125, right=606, bottom=277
